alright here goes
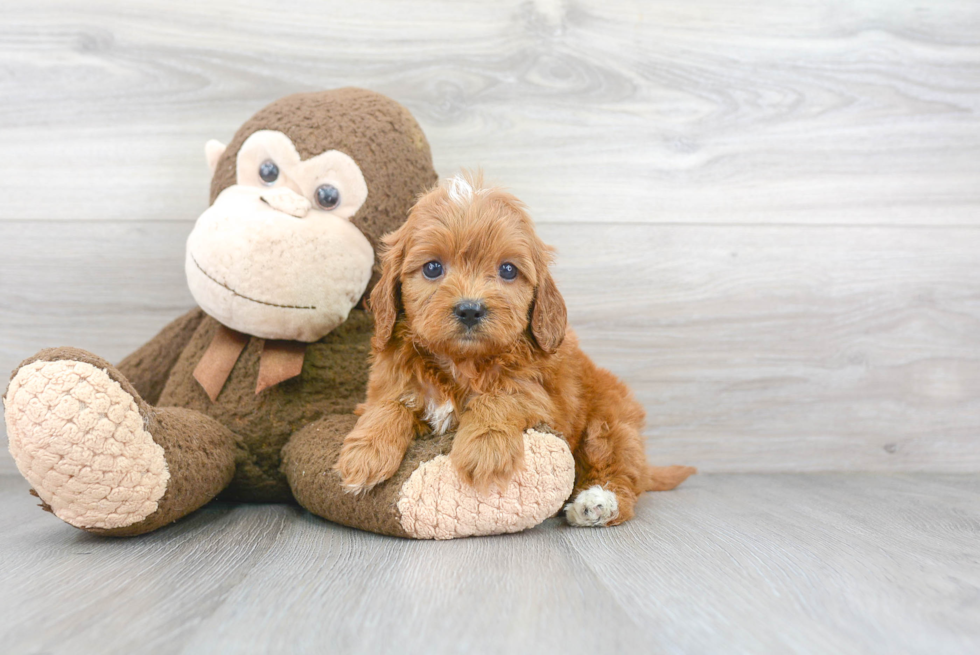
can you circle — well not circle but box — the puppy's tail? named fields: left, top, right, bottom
left=644, top=465, right=697, bottom=492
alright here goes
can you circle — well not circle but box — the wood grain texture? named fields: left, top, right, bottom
left=2, top=220, right=978, bottom=474
left=2, top=3, right=979, bottom=653
left=0, top=0, right=978, bottom=225
left=1, top=472, right=978, bottom=654
left=1, top=1, right=979, bottom=473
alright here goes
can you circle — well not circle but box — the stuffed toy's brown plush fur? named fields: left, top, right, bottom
left=3, top=89, right=575, bottom=539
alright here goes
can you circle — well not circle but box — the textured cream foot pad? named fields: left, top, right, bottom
left=4, top=360, right=169, bottom=529
left=396, top=428, right=575, bottom=539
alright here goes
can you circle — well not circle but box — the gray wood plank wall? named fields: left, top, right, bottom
left=2, top=0, right=978, bottom=474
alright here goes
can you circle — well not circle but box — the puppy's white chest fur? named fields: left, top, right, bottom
left=424, top=396, right=456, bottom=435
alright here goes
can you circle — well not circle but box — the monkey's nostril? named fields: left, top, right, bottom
left=454, top=300, right=487, bottom=328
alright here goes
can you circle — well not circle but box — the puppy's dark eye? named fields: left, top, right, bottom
left=422, top=261, right=444, bottom=280
left=259, top=160, right=279, bottom=184
left=499, top=262, right=518, bottom=281
left=315, top=184, right=341, bottom=210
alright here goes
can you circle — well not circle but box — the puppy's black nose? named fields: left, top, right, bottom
left=454, top=300, right=487, bottom=328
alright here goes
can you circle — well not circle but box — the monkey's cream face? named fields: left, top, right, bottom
left=186, top=130, right=375, bottom=342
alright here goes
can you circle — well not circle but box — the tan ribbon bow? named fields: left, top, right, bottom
left=193, top=325, right=306, bottom=402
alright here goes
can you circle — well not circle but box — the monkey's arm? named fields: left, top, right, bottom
left=116, top=307, right=207, bottom=405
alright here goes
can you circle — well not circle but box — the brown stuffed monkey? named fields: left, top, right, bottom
left=3, top=88, right=574, bottom=540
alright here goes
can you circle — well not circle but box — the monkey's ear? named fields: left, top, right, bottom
left=205, top=140, right=227, bottom=175
left=530, top=267, right=567, bottom=354
left=369, top=229, right=406, bottom=351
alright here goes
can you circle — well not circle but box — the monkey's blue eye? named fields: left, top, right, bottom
left=315, top=184, right=341, bottom=210
left=499, top=262, right=518, bottom=280
left=422, top=261, right=443, bottom=280
left=259, top=160, right=279, bottom=184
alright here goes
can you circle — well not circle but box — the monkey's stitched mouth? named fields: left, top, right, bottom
left=191, top=253, right=316, bottom=310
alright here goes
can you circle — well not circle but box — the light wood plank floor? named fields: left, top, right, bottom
left=1, top=473, right=978, bottom=655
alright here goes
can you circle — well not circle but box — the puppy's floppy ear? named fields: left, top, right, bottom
left=369, top=228, right=406, bottom=351
left=530, top=255, right=567, bottom=354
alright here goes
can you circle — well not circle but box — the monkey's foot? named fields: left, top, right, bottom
left=396, top=428, right=575, bottom=539
left=4, top=359, right=169, bottom=529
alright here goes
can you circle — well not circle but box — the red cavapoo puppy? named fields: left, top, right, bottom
left=336, top=172, right=695, bottom=527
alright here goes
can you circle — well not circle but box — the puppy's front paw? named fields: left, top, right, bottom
left=565, top=486, right=619, bottom=527
left=335, top=437, right=404, bottom=495
left=450, top=427, right=525, bottom=494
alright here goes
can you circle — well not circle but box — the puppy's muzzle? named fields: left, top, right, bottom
left=454, top=300, right=487, bottom=329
